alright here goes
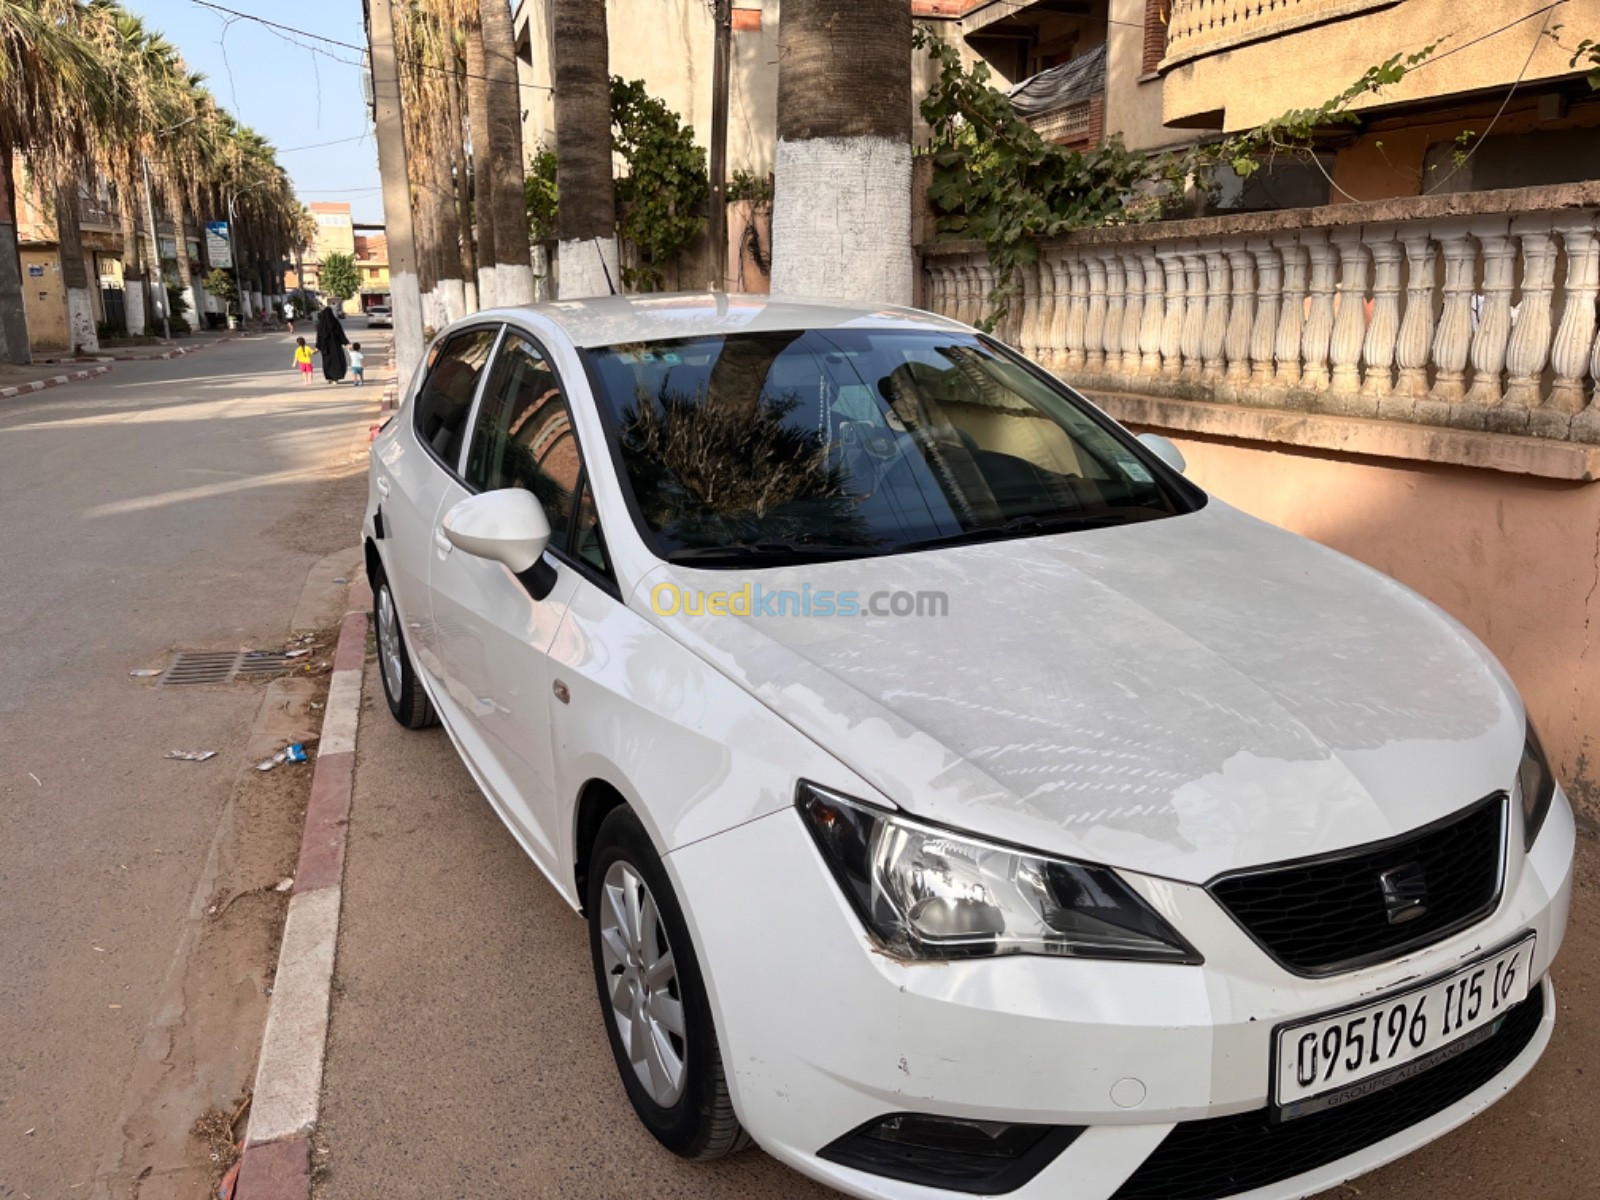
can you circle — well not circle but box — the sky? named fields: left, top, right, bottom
left=131, top=0, right=386, bottom=223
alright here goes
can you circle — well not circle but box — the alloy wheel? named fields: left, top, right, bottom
left=599, top=860, right=687, bottom=1107
left=377, top=584, right=404, bottom=701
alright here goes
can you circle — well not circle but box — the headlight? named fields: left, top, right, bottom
left=1516, top=724, right=1556, bottom=849
left=797, top=781, right=1201, bottom=964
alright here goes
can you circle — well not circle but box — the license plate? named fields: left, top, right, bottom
left=1273, top=934, right=1536, bottom=1121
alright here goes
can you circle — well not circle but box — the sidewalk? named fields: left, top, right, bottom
left=311, top=667, right=834, bottom=1199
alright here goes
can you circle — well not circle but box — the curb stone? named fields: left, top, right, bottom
left=109, top=335, right=235, bottom=362
left=235, top=584, right=371, bottom=1199
left=0, top=362, right=111, bottom=398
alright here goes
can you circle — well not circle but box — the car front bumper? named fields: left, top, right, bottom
left=666, top=788, right=1575, bottom=1200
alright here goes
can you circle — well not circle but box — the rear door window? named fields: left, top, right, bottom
left=412, top=325, right=500, bottom=471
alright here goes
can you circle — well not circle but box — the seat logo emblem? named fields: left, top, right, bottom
left=1378, top=861, right=1429, bottom=925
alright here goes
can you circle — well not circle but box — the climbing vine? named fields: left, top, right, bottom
left=611, top=77, right=710, bottom=291
left=524, top=144, right=559, bottom=241
left=914, top=27, right=1438, bottom=327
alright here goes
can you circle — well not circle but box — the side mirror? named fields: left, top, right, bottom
left=441, top=489, right=551, bottom=572
left=1137, top=432, right=1187, bottom=475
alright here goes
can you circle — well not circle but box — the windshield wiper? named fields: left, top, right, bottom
left=896, top=510, right=1144, bottom=553
left=663, top=539, right=886, bottom=566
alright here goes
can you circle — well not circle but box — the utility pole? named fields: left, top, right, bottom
left=366, top=0, right=424, bottom=384
left=708, top=0, right=731, bottom=291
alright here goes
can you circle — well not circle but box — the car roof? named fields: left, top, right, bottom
left=472, top=291, right=968, bottom=349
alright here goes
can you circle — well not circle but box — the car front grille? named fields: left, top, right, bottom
left=1110, top=982, right=1545, bottom=1200
left=1208, top=794, right=1506, bottom=975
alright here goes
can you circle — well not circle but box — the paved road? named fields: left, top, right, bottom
left=0, top=334, right=378, bottom=1197
left=321, top=672, right=1599, bottom=1198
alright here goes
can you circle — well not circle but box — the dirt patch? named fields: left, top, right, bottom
left=264, top=461, right=370, bottom=561
left=191, top=1092, right=250, bottom=1175
left=95, top=626, right=343, bottom=1200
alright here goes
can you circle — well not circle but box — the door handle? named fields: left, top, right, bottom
left=375, top=477, right=390, bottom=498
left=433, top=529, right=453, bottom=555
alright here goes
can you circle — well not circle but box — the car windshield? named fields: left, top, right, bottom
left=583, top=327, right=1195, bottom=564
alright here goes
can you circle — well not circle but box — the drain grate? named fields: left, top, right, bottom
left=159, top=650, right=294, bottom=686
left=236, top=651, right=294, bottom=676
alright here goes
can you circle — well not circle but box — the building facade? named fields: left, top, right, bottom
left=354, top=225, right=391, bottom=311
left=287, top=201, right=360, bottom=307
left=11, top=162, right=204, bottom=352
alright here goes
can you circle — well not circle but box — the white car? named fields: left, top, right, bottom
left=362, top=295, right=1574, bottom=1200
left=366, top=305, right=392, bottom=328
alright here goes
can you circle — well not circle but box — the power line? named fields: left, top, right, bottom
left=188, top=0, right=555, bottom=91
left=1424, top=5, right=1557, bottom=193
left=278, top=133, right=373, bottom=153
left=1409, top=1, right=1568, bottom=75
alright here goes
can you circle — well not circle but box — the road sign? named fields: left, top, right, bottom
left=206, top=221, right=232, bottom=269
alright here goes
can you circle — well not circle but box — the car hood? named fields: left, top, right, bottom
left=633, top=502, right=1523, bottom=883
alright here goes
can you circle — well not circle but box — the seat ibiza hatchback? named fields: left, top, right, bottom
left=363, top=294, right=1574, bottom=1199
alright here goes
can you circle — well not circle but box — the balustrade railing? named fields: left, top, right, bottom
left=920, top=193, right=1600, bottom=443
left=1163, top=0, right=1395, bottom=66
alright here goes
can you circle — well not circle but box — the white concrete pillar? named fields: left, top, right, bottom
left=1395, top=231, right=1438, bottom=399
left=1247, top=239, right=1281, bottom=387
left=1328, top=228, right=1369, bottom=394
left=1200, top=245, right=1230, bottom=381
left=1084, top=254, right=1108, bottom=371
left=1428, top=221, right=1478, bottom=404
left=1272, top=234, right=1307, bottom=387
left=1138, top=251, right=1164, bottom=375
left=1064, top=257, right=1089, bottom=370
left=1360, top=227, right=1401, bottom=397
left=1179, top=248, right=1206, bottom=380
left=1300, top=231, right=1336, bottom=391
left=1119, top=251, right=1145, bottom=374
left=1548, top=217, right=1599, bottom=415
left=1464, top=220, right=1515, bottom=409
left=1502, top=215, right=1557, bottom=412
left=1223, top=240, right=1254, bottom=383
left=1158, top=250, right=1186, bottom=378
left=1100, top=252, right=1125, bottom=373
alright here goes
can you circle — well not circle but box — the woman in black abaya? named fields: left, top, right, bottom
left=316, top=307, right=350, bottom=383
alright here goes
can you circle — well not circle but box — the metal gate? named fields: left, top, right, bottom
left=100, top=286, right=125, bottom=333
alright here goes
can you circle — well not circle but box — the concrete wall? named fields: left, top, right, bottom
left=517, top=0, right=779, bottom=179
left=1161, top=432, right=1600, bottom=826
left=1163, top=0, right=1600, bottom=132
left=20, top=248, right=69, bottom=352
left=1104, top=0, right=1186, bottom=153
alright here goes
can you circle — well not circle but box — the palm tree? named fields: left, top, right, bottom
left=476, top=0, right=533, bottom=302
left=550, top=0, right=617, bottom=299
left=0, top=0, right=104, bottom=361
left=770, top=0, right=913, bottom=305
left=397, top=0, right=465, bottom=325
left=461, top=5, right=496, bottom=307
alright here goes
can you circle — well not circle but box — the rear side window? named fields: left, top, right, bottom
left=412, top=326, right=500, bottom=469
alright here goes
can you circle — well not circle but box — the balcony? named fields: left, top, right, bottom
left=918, top=182, right=1600, bottom=473
left=1162, top=0, right=1400, bottom=70
left=1010, top=43, right=1105, bottom=149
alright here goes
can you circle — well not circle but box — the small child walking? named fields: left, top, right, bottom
left=349, top=342, right=365, bottom=386
left=293, top=337, right=317, bottom=386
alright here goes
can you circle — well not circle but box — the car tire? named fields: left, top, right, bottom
left=373, top=574, right=436, bottom=730
left=587, top=805, right=749, bottom=1160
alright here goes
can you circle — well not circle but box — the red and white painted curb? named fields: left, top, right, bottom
left=0, top=362, right=111, bottom=398
left=235, top=580, right=371, bottom=1199
left=112, top=335, right=234, bottom=362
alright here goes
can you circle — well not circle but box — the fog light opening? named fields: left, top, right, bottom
left=819, top=1111, right=1083, bottom=1194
